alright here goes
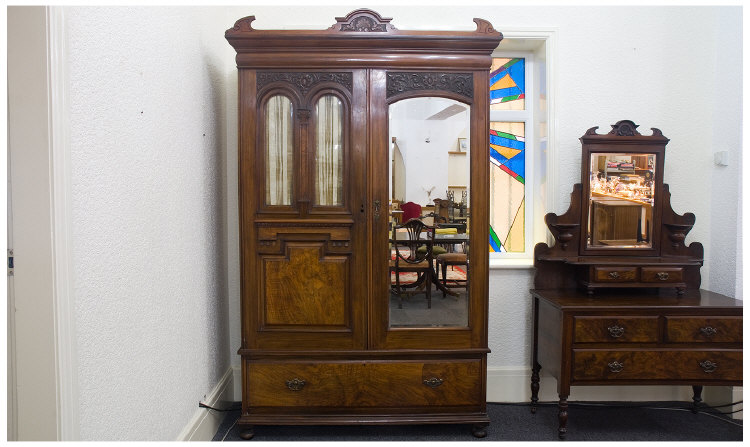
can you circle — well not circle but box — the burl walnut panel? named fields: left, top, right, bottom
left=574, top=316, right=659, bottom=343
left=572, top=349, right=743, bottom=381
left=262, top=243, right=348, bottom=327
left=247, top=360, right=483, bottom=408
left=665, top=316, right=742, bottom=343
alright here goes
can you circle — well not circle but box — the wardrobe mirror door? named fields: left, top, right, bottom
left=387, top=97, right=470, bottom=329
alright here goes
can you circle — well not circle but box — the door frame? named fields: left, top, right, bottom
left=7, top=5, right=78, bottom=440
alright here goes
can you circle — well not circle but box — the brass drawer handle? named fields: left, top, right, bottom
left=608, top=361, right=624, bottom=373
left=699, top=360, right=717, bottom=373
left=608, top=271, right=621, bottom=280
left=699, top=326, right=717, bottom=337
left=656, top=272, right=670, bottom=281
left=423, top=377, right=444, bottom=388
left=607, top=325, right=625, bottom=338
left=285, top=378, right=306, bottom=391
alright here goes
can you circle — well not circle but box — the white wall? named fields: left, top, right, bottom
left=389, top=98, right=469, bottom=205
left=65, top=6, right=233, bottom=440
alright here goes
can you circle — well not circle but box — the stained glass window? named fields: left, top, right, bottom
left=489, top=53, right=528, bottom=254
left=489, top=122, right=525, bottom=253
left=490, top=58, right=525, bottom=111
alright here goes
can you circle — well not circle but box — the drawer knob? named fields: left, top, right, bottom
left=699, top=360, right=717, bottom=373
left=656, top=272, right=670, bottom=281
left=608, top=271, right=621, bottom=280
left=699, top=326, right=718, bottom=337
left=423, top=377, right=444, bottom=388
left=607, top=325, right=625, bottom=338
left=285, top=378, right=306, bottom=391
left=608, top=361, right=624, bottom=373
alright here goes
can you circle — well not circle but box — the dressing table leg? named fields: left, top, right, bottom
left=530, top=362, right=541, bottom=413
left=691, top=385, right=703, bottom=413
left=558, top=395, right=568, bottom=439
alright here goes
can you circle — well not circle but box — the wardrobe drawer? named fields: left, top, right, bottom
left=593, top=266, right=637, bottom=283
left=247, top=359, right=483, bottom=408
left=640, top=267, right=684, bottom=283
left=665, top=317, right=742, bottom=343
left=574, top=316, right=659, bottom=343
left=572, top=349, right=742, bottom=382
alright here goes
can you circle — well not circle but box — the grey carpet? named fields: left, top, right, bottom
left=211, top=401, right=742, bottom=441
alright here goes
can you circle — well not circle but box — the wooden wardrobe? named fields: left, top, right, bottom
left=225, top=10, right=502, bottom=439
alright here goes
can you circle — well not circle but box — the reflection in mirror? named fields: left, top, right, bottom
left=588, top=153, right=656, bottom=248
left=387, top=97, right=470, bottom=328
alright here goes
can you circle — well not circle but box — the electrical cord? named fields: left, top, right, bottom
left=198, top=401, right=236, bottom=412
left=220, top=417, right=240, bottom=441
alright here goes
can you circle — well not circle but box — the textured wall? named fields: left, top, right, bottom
left=66, top=7, right=233, bottom=440
left=223, top=5, right=742, bottom=372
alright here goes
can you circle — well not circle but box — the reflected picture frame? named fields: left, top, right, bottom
left=458, top=137, right=468, bottom=152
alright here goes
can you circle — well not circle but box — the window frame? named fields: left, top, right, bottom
left=489, top=50, right=536, bottom=265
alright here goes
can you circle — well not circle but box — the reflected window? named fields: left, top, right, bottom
left=315, top=95, right=344, bottom=206
left=265, top=95, right=294, bottom=206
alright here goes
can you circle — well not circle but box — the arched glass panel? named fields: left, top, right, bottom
left=314, top=95, right=344, bottom=206
left=265, top=95, right=294, bottom=206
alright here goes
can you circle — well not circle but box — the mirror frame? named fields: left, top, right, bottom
left=579, top=120, right=667, bottom=257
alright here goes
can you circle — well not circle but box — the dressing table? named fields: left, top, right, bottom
left=531, top=121, right=743, bottom=439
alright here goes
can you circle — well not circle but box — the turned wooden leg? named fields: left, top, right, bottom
left=472, top=423, right=488, bottom=438
left=239, top=426, right=254, bottom=440
left=530, top=362, right=541, bottom=413
left=558, top=395, right=569, bottom=440
left=692, top=385, right=703, bottom=413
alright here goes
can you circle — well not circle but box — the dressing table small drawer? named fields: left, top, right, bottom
left=665, top=317, right=742, bottom=343
left=640, top=267, right=684, bottom=283
left=593, top=266, right=637, bottom=283
left=574, top=316, right=659, bottom=343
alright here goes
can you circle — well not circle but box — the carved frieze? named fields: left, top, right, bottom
left=257, top=72, right=353, bottom=95
left=386, top=72, right=473, bottom=100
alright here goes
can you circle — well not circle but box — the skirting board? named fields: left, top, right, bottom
left=176, top=367, right=235, bottom=441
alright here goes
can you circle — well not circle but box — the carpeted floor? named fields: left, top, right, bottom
left=211, top=401, right=742, bottom=442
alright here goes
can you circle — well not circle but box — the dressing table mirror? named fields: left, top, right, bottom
left=226, top=9, right=501, bottom=439
left=534, top=120, right=703, bottom=294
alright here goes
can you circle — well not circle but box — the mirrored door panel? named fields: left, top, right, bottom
left=587, top=153, right=656, bottom=248
left=386, top=97, right=470, bottom=328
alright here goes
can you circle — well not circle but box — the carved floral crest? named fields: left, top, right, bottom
left=330, top=9, right=396, bottom=32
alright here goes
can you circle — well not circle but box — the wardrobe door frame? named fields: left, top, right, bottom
left=368, top=69, right=491, bottom=351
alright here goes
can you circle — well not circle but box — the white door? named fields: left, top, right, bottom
left=7, top=6, right=66, bottom=441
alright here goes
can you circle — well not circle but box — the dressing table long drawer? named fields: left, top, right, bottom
left=246, top=359, right=484, bottom=410
left=571, top=349, right=743, bottom=381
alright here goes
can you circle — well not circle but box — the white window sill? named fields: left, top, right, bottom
left=489, top=258, right=534, bottom=269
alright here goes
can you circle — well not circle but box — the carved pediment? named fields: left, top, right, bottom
left=330, top=9, right=396, bottom=32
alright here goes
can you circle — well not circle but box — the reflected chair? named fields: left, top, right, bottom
left=389, top=218, right=436, bottom=309
left=435, top=243, right=469, bottom=297
left=399, top=201, right=422, bottom=222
